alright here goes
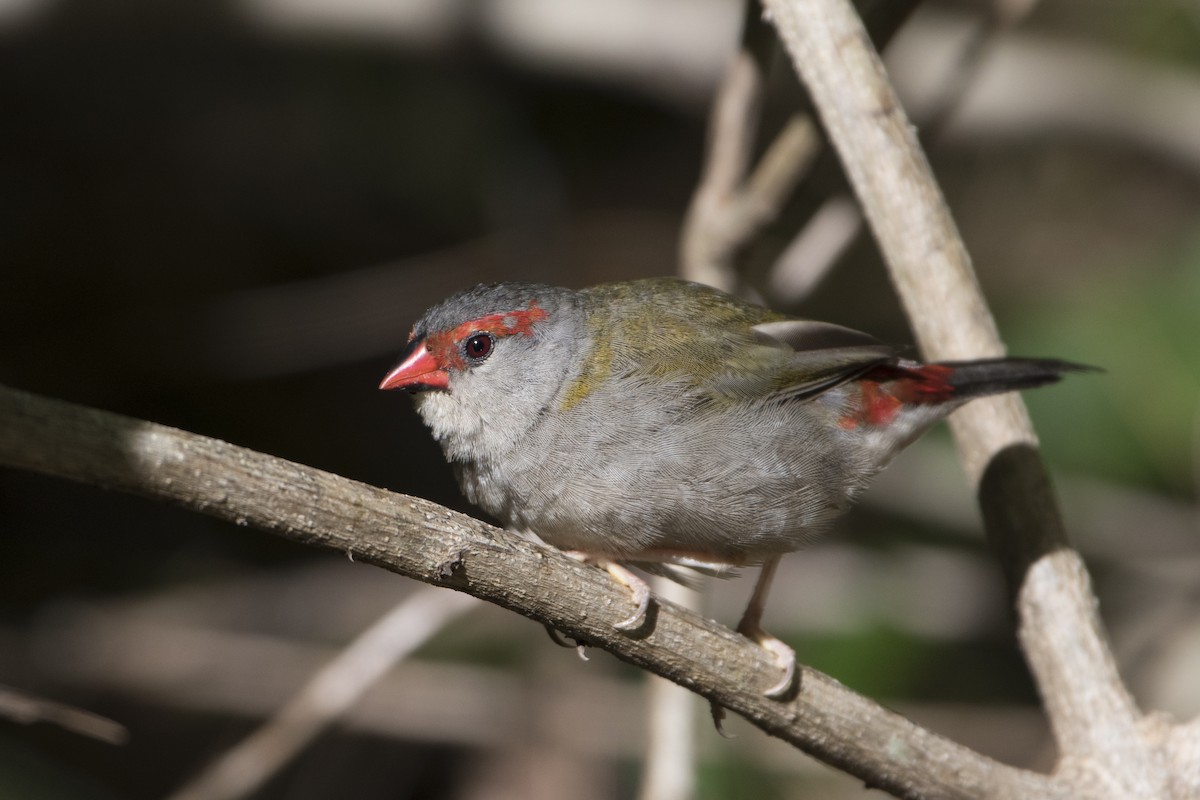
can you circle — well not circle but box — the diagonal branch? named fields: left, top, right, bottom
left=0, top=684, right=128, bottom=745
left=0, top=383, right=1068, bottom=800
left=166, top=587, right=479, bottom=800
left=680, top=0, right=792, bottom=293
left=679, top=0, right=920, bottom=297
left=759, top=0, right=1175, bottom=795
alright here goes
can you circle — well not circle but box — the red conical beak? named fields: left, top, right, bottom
left=379, top=339, right=451, bottom=392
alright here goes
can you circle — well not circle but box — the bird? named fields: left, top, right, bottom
left=380, top=276, right=1092, bottom=697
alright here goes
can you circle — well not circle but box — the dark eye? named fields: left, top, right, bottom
left=463, top=333, right=494, bottom=361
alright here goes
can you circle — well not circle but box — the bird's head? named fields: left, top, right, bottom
left=380, top=282, right=583, bottom=460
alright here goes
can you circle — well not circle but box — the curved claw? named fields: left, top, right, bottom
left=612, top=572, right=650, bottom=631
left=544, top=624, right=574, bottom=648
left=706, top=634, right=794, bottom=734
left=735, top=555, right=796, bottom=698
left=709, top=701, right=736, bottom=738
left=735, top=623, right=797, bottom=699
left=564, top=552, right=652, bottom=633
left=544, top=624, right=591, bottom=660
left=758, top=635, right=797, bottom=699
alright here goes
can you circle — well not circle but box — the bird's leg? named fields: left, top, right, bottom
left=564, top=551, right=651, bottom=631
left=736, top=555, right=795, bottom=698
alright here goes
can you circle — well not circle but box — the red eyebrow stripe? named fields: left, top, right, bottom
left=447, top=304, right=548, bottom=342
left=424, top=302, right=548, bottom=371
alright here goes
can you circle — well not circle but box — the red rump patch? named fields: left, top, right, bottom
left=839, top=364, right=956, bottom=430
left=858, top=381, right=903, bottom=427
left=426, top=302, right=548, bottom=370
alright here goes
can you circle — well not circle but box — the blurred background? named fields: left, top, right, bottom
left=1, top=0, right=1199, bottom=797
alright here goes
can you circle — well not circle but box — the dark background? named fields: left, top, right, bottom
left=2, top=0, right=1199, bottom=797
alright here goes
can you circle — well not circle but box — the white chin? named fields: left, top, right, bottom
left=416, top=391, right=483, bottom=447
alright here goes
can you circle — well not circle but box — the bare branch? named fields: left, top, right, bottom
left=767, top=193, right=860, bottom=304
left=680, top=0, right=921, bottom=298
left=768, top=0, right=1036, bottom=307
left=760, top=0, right=1188, bottom=795
left=680, top=2, right=790, bottom=292
left=166, top=587, right=478, bottom=800
left=0, top=383, right=1070, bottom=800
left=637, top=578, right=699, bottom=800
left=0, top=684, right=128, bottom=745
left=737, top=115, right=822, bottom=242
left=14, top=595, right=1058, bottom=771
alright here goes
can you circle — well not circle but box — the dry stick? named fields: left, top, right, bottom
left=761, top=0, right=1171, bottom=795
left=681, top=0, right=920, bottom=300
left=768, top=193, right=860, bottom=304
left=682, top=111, right=820, bottom=294
left=636, top=577, right=700, bottom=800
left=732, top=116, right=821, bottom=249
left=166, top=587, right=478, bottom=800
left=0, top=384, right=1068, bottom=800
left=680, top=1, right=781, bottom=293
left=1168, top=719, right=1200, bottom=797
left=0, top=684, right=129, bottom=745
left=24, top=609, right=1057, bottom=769
left=771, top=2, right=1030, bottom=308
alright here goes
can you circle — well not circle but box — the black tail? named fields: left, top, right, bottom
left=937, top=358, right=1100, bottom=400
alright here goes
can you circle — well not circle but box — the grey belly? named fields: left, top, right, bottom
left=460, top=406, right=864, bottom=562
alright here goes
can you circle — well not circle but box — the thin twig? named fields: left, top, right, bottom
left=166, top=587, right=477, bottom=800
left=0, top=684, right=128, bottom=745
left=734, top=115, right=822, bottom=243
left=0, top=383, right=1071, bottom=800
left=681, top=0, right=811, bottom=293
left=637, top=578, right=700, bottom=800
left=681, top=0, right=921, bottom=301
left=16, top=606, right=1059, bottom=772
left=767, top=193, right=861, bottom=304
left=767, top=0, right=1036, bottom=307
